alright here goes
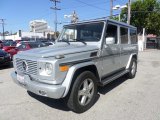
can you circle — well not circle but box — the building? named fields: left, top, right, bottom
left=0, top=30, right=56, bottom=41
left=29, top=19, right=50, bottom=33
left=2, top=31, right=44, bottom=41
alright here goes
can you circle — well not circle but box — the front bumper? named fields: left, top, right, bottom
left=11, top=72, right=66, bottom=99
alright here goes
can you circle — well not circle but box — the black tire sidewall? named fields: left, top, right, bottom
left=128, top=58, right=137, bottom=79
left=67, top=71, right=97, bottom=113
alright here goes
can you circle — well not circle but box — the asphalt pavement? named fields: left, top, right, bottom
left=0, top=50, right=160, bottom=120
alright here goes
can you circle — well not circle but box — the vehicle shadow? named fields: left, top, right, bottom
left=27, top=91, right=70, bottom=111
left=27, top=76, right=127, bottom=112
left=98, top=76, right=128, bottom=95
left=0, top=62, right=13, bottom=70
left=27, top=90, right=100, bottom=112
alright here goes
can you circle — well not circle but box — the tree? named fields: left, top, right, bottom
left=120, top=0, right=160, bottom=35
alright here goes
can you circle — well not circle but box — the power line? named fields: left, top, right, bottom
left=75, top=0, right=106, bottom=11
left=62, top=1, right=109, bottom=10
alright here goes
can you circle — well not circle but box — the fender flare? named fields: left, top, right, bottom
left=62, top=61, right=96, bottom=97
left=126, top=53, right=137, bottom=69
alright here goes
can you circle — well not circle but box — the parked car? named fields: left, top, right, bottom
left=0, top=40, right=3, bottom=49
left=2, top=41, right=17, bottom=53
left=0, top=49, right=11, bottom=66
left=2, top=40, right=16, bottom=46
left=8, top=41, right=49, bottom=59
left=11, top=18, right=138, bottom=113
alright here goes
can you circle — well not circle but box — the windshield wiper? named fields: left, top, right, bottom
left=58, top=39, right=70, bottom=45
left=72, top=39, right=87, bottom=45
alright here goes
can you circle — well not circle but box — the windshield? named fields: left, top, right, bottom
left=3, top=41, right=16, bottom=46
left=59, top=22, right=104, bottom=43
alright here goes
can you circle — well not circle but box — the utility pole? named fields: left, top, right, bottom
left=127, top=0, right=131, bottom=24
left=50, top=0, right=61, bottom=39
left=110, top=0, right=113, bottom=17
left=0, top=19, right=5, bottom=40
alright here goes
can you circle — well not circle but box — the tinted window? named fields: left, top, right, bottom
left=130, top=29, right=137, bottom=44
left=120, top=27, right=128, bottom=44
left=18, top=44, right=27, bottom=49
left=3, top=41, right=16, bottom=46
left=106, top=24, right=118, bottom=44
left=29, top=43, right=39, bottom=48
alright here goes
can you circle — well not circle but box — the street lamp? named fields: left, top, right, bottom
left=113, top=5, right=127, bottom=21
left=64, top=11, right=79, bottom=23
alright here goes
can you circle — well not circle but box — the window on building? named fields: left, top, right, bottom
left=130, top=29, right=137, bottom=44
left=120, top=27, right=128, bottom=44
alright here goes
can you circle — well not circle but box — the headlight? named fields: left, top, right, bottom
left=45, top=63, right=53, bottom=75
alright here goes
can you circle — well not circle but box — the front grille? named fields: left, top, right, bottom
left=15, top=58, right=38, bottom=75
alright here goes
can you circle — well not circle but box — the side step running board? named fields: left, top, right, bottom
left=99, top=70, right=129, bottom=86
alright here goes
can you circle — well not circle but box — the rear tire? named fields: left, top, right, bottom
left=127, top=58, right=137, bottom=79
left=67, top=71, right=97, bottom=113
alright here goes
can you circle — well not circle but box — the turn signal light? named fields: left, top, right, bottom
left=59, top=65, right=69, bottom=72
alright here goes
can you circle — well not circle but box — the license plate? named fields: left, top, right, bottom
left=17, top=74, right=25, bottom=85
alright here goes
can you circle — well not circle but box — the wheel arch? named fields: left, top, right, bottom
left=126, top=53, right=138, bottom=69
left=62, top=62, right=100, bottom=97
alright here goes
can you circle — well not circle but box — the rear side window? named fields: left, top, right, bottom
left=120, top=27, right=128, bottom=44
left=130, top=29, right=137, bottom=44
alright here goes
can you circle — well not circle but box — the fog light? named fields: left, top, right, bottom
left=39, top=90, right=46, bottom=96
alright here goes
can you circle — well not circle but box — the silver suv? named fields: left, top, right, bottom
left=11, top=18, right=138, bottom=113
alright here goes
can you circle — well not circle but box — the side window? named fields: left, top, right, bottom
left=30, top=43, right=38, bottom=48
left=18, top=44, right=26, bottom=49
left=106, top=24, right=118, bottom=44
left=130, top=29, right=137, bottom=44
left=120, top=27, right=128, bottom=44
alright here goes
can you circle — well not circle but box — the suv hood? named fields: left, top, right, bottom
left=18, top=43, right=99, bottom=58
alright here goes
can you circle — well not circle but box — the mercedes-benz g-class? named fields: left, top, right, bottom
left=11, top=18, right=138, bottom=113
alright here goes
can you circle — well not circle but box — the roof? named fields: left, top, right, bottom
left=64, top=17, right=136, bottom=29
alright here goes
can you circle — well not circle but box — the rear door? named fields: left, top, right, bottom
left=120, top=26, right=133, bottom=68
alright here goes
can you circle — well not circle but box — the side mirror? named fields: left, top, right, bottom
left=105, top=37, right=115, bottom=44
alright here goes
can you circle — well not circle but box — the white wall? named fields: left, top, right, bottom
left=0, top=31, right=45, bottom=41
left=22, top=32, right=44, bottom=38
left=138, top=35, right=147, bottom=51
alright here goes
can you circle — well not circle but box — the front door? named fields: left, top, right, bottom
left=101, top=23, right=121, bottom=78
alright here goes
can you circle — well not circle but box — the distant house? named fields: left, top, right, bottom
left=138, top=33, right=160, bottom=51
left=146, top=34, right=158, bottom=49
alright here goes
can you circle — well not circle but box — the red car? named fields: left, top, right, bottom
left=8, top=41, right=48, bottom=58
left=2, top=41, right=16, bottom=51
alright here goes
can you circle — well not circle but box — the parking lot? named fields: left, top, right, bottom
left=0, top=50, right=160, bottom=120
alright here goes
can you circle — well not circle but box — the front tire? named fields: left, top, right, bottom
left=67, top=71, right=97, bottom=113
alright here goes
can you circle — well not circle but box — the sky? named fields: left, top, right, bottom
left=0, top=0, right=128, bottom=33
